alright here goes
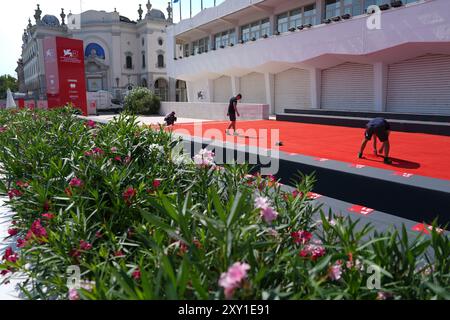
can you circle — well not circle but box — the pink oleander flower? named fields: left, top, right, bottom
left=17, top=238, right=26, bottom=248
left=79, top=240, right=93, bottom=251
left=114, top=250, right=125, bottom=257
left=7, top=228, right=18, bottom=237
left=92, top=147, right=104, bottom=155
left=123, top=187, right=137, bottom=205
left=16, top=180, right=29, bottom=188
left=70, top=249, right=81, bottom=258
left=84, top=151, right=94, bottom=157
left=43, top=200, right=51, bottom=212
left=267, top=228, right=279, bottom=237
left=114, top=156, right=122, bottom=162
left=329, top=261, right=343, bottom=281
left=69, top=177, right=83, bottom=188
left=193, top=149, right=215, bottom=167
left=25, top=219, right=48, bottom=243
left=110, top=147, right=118, bottom=153
left=68, top=288, right=80, bottom=301
left=260, top=207, right=279, bottom=224
left=218, top=262, right=250, bottom=299
left=291, top=231, right=313, bottom=245
left=95, top=231, right=103, bottom=239
left=8, top=189, right=22, bottom=200
left=2, top=247, right=18, bottom=263
left=132, top=269, right=141, bottom=280
left=0, top=126, right=7, bottom=133
left=85, top=120, right=96, bottom=129
left=377, top=291, right=394, bottom=300
left=152, top=179, right=162, bottom=189
left=254, top=197, right=270, bottom=210
left=299, top=241, right=326, bottom=261
left=254, top=197, right=278, bottom=224
left=0, top=270, right=10, bottom=276
left=42, top=213, right=56, bottom=220
left=292, top=190, right=303, bottom=198
left=65, top=187, right=73, bottom=197
left=124, top=156, right=132, bottom=165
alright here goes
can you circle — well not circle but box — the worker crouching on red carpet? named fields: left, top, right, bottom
left=358, top=117, right=392, bottom=164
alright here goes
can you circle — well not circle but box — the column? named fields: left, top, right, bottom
left=207, top=79, right=214, bottom=102
left=316, top=0, right=324, bottom=23
left=264, top=73, right=275, bottom=114
left=310, top=68, right=322, bottom=109
left=231, top=76, right=241, bottom=96
left=169, top=77, right=176, bottom=102
left=269, top=14, right=276, bottom=33
left=186, top=81, right=193, bottom=102
left=112, top=30, right=122, bottom=88
left=373, top=62, right=388, bottom=112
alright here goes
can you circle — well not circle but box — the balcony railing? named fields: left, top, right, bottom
left=175, top=0, right=414, bottom=61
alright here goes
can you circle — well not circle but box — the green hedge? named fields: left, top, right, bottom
left=0, top=107, right=448, bottom=300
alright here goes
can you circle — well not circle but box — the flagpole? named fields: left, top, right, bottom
left=201, top=0, right=203, bottom=11
left=190, top=0, right=192, bottom=18
left=179, top=0, right=182, bottom=21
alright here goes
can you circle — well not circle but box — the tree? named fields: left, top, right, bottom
left=0, top=75, right=19, bottom=99
left=123, top=87, right=161, bottom=115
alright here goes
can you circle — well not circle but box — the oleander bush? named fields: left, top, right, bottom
left=124, top=87, right=160, bottom=115
left=0, top=107, right=448, bottom=300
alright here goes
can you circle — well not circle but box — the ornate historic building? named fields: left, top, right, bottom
left=18, top=1, right=181, bottom=102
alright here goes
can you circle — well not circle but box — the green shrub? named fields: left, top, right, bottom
left=124, top=87, right=160, bottom=115
left=0, top=108, right=448, bottom=300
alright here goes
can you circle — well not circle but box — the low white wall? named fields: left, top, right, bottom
left=160, top=102, right=269, bottom=121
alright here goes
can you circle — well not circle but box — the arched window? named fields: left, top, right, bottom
left=176, top=80, right=187, bottom=102
left=142, top=53, right=146, bottom=69
left=157, top=54, right=165, bottom=68
left=141, top=78, right=148, bottom=88
left=126, top=56, right=133, bottom=69
left=154, top=78, right=168, bottom=101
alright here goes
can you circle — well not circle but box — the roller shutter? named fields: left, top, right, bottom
left=321, top=62, right=374, bottom=111
left=275, top=68, right=311, bottom=114
left=387, top=54, right=450, bottom=115
left=240, top=72, right=265, bottom=104
left=213, top=76, right=232, bottom=103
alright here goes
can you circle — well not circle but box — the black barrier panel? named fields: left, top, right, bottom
left=184, top=137, right=450, bottom=226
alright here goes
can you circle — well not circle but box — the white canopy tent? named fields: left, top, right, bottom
left=6, top=88, right=16, bottom=109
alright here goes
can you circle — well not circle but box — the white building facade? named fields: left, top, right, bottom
left=167, top=0, right=450, bottom=115
left=19, top=1, right=177, bottom=102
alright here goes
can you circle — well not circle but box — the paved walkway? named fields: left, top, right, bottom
left=0, top=198, right=22, bottom=300
left=86, top=115, right=209, bottom=126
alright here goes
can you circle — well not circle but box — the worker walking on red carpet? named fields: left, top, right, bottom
left=358, top=117, right=392, bottom=164
left=226, top=94, right=242, bottom=136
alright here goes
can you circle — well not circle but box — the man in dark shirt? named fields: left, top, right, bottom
left=226, top=94, right=242, bottom=136
left=164, top=111, right=177, bottom=126
left=358, top=117, right=392, bottom=164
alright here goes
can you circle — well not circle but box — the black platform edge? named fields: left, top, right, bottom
left=278, top=184, right=447, bottom=238
left=277, top=113, right=450, bottom=136
left=283, top=109, right=450, bottom=123
left=179, top=133, right=450, bottom=226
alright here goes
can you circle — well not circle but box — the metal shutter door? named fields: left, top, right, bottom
left=275, top=68, right=311, bottom=114
left=240, top=72, right=266, bottom=104
left=321, top=63, right=374, bottom=111
left=213, top=76, right=232, bottom=103
left=387, top=54, right=450, bottom=115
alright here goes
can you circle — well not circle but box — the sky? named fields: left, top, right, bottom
left=0, top=0, right=225, bottom=77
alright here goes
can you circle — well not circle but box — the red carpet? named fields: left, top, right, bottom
left=169, top=120, right=450, bottom=181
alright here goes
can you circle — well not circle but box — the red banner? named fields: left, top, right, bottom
left=43, top=37, right=87, bottom=115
